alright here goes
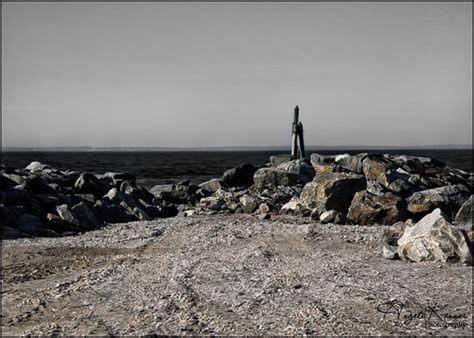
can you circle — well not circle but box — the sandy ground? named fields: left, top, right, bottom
left=1, top=214, right=472, bottom=336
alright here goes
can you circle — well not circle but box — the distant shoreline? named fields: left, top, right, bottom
left=2, top=145, right=472, bottom=152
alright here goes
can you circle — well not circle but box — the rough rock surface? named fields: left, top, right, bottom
left=397, top=208, right=472, bottom=264
left=454, top=195, right=473, bottom=227
left=406, top=184, right=470, bottom=218
left=300, top=172, right=367, bottom=215
left=347, top=191, right=407, bottom=225
left=2, top=214, right=472, bottom=336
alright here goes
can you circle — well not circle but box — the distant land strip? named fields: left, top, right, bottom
left=2, top=145, right=472, bottom=152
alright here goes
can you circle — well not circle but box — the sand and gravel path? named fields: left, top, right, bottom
left=1, top=214, right=472, bottom=336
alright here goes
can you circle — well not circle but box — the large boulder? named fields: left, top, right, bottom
left=239, top=194, right=259, bottom=213
left=253, top=168, right=300, bottom=189
left=310, top=153, right=336, bottom=166
left=71, top=202, right=101, bottom=229
left=25, top=161, right=50, bottom=172
left=362, top=156, right=394, bottom=181
left=198, top=178, right=222, bottom=193
left=56, top=204, right=80, bottom=226
left=300, top=172, right=366, bottom=215
left=454, top=195, right=473, bottom=228
left=347, top=191, right=408, bottom=225
left=397, top=208, right=472, bottom=264
left=334, top=153, right=367, bottom=174
left=276, top=159, right=315, bottom=184
left=270, top=154, right=294, bottom=167
left=319, top=210, right=346, bottom=224
left=406, top=184, right=471, bottom=218
left=221, top=163, right=257, bottom=188
left=74, top=173, right=107, bottom=197
left=376, top=169, right=413, bottom=196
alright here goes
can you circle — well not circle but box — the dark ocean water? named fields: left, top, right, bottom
left=1, top=149, right=472, bottom=188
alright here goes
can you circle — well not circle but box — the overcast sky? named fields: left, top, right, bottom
left=2, top=2, right=472, bottom=148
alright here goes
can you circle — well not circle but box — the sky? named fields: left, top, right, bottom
left=2, top=2, right=472, bottom=148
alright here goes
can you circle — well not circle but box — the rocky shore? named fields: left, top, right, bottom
left=1, top=152, right=473, bottom=335
left=1, top=152, right=473, bottom=264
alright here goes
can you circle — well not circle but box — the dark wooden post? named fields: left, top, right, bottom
left=291, top=106, right=299, bottom=158
left=298, top=122, right=305, bottom=159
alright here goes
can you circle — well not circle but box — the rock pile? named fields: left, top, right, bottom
left=1, top=162, right=184, bottom=237
left=2, top=152, right=472, bottom=243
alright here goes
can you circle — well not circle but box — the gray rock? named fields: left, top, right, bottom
left=366, top=180, right=390, bottom=195
left=406, top=184, right=471, bottom=218
left=25, top=161, right=50, bottom=172
left=253, top=167, right=300, bottom=189
left=221, top=163, right=257, bottom=188
left=71, top=202, right=101, bottom=229
left=150, top=184, right=174, bottom=195
left=382, top=221, right=407, bottom=246
left=258, top=213, right=270, bottom=220
left=208, top=198, right=226, bottom=211
left=300, top=172, right=366, bottom=214
left=56, top=204, right=80, bottom=226
left=347, top=191, right=408, bottom=225
left=397, top=208, right=472, bottom=264
left=276, top=159, right=315, bottom=184
left=133, top=206, right=152, bottom=221
left=382, top=243, right=399, bottom=260
left=310, top=153, right=336, bottom=166
left=198, top=178, right=222, bottom=193
left=362, top=156, right=394, bottom=181
left=319, top=210, right=346, bottom=224
left=376, top=169, right=413, bottom=196
left=270, top=154, right=294, bottom=167
left=334, top=153, right=367, bottom=173
left=454, top=195, right=473, bottom=228
left=239, top=194, right=258, bottom=213
left=74, top=173, right=107, bottom=197
left=93, top=201, right=134, bottom=224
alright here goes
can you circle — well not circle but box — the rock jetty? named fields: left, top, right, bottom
left=1, top=153, right=472, bottom=264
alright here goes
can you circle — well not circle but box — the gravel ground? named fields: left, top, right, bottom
left=1, top=214, right=472, bottom=336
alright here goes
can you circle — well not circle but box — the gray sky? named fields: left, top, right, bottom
left=2, top=2, right=472, bottom=148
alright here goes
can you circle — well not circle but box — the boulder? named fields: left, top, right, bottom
left=239, top=194, right=258, bottom=213
left=280, top=197, right=306, bottom=215
left=347, top=191, right=408, bottom=225
left=376, top=169, right=413, bottom=196
left=56, top=204, right=80, bottom=226
left=200, top=197, right=226, bottom=211
left=270, top=154, right=294, bottom=167
left=74, top=173, right=107, bottom=197
left=132, top=206, right=152, bottom=221
left=25, top=161, right=50, bottom=172
left=150, top=184, right=174, bottom=195
left=102, top=172, right=136, bottom=186
left=198, top=178, right=222, bottom=193
left=319, top=210, right=346, bottom=224
left=382, top=244, right=399, bottom=260
left=382, top=221, right=407, bottom=246
left=310, top=153, right=336, bottom=166
left=71, top=202, right=101, bottom=229
left=221, top=163, right=257, bottom=188
left=397, top=208, right=472, bottom=264
left=276, top=159, right=315, bottom=184
left=25, top=176, right=56, bottom=194
left=253, top=168, right=300, bottom=189
left=454, top=195, right=473, bottom=228
left=362, top=156, right=394, bottom=181
left=334, top=153, right=367, bottom=174
left=406, top=184, right=471, bottom=218
left=0, top=174, right=21, bottom=189
left=92, top=201, right=134, bottom=224
left=300, top=172, right=366, bottom=215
